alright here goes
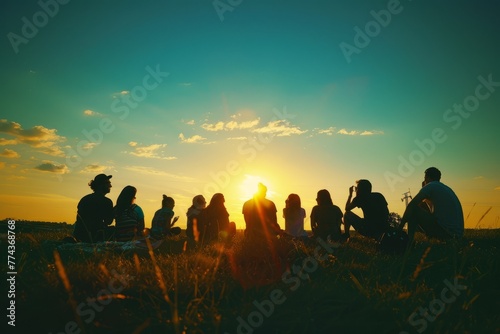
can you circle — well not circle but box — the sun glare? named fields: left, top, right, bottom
left=239, top=174, right=273, bottom=201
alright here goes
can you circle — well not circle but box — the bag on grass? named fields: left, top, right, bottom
left=378, top=228, right=409, bottom=254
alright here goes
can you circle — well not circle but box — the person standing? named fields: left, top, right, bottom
left=73, top=174, right=114, bottom=243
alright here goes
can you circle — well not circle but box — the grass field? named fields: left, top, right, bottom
left=2, top=220, right=499, bottom=334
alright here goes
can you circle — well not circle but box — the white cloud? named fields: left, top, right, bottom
left=252, top=120, right=307, bottom=137
left=317, top=127, right=336, bottom=136
left=336, top=128, right=384, bottom=136
left=179, top=133, right=207, bottom=144
left=201, top=118, right=260, bottom=132
left=127, top=143, right=176, bottom=160
left=81, top=164, right=111, bottom=174
left=225, top=118, right=260, bottom=130
left=0, top=148, right=20, bottom=158
left=360, top=130, right=384, bottom=136
left=201, top=121, right=225, bottom=132
left=112, top=91, right=130, bottom=98
left=34, top=161, right=69, bottom=174
left=0, top=138, right=17, bottom=145
left=83, top=109, right=102, bottom=117
left=124, top=166, right=196, bottom=182
left=227, top=136, right=248, bottom=141
left=183, top=119, right=195, bottom=125
left=337, top=128, right=358, bottom=135
left=0, top=119, right=66, bottom=156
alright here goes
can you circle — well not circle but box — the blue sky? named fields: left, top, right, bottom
left=1, top=0, right=499, bottom=228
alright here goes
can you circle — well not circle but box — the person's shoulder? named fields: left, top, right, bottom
left=132, top=204, right=143, bottom=213
left=419, top=181, right=443, bottom=193
left=332, top=204, right=342, bottom=212
left=80, top=193, right=97, bottom=200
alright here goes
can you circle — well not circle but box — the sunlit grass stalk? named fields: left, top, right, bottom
left=412, top=246, right=431, bottom=280
left=349, top=270, right=367, bottom=297
left=475, top=206, right=492, bottom=228
left=465, top=202, right=476, bottom=222
left=133, top=253, right=141, bottom=272
left=54, top=250, right=86, bottom=334
left=145, top=238, right=180, bottom=333
left=173, top=260, right=180, bottom=332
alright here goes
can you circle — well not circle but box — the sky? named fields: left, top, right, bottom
left=1, top=0, right=499, bottom=230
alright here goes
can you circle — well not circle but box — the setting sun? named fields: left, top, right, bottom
left=239, top=174, right=273, bottom=202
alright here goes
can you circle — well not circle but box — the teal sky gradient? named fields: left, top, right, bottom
left=1, top=0, right=499, bottom=228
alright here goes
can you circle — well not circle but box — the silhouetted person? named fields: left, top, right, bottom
left=198, top=193, right=236, bottom=245
left=344, top=179, right=390, bottom=240
left=283, top=193, right=308, bottom=238
left=151, top=195, right=181, bottom=239
left=73, top=174, right=114, bottom=243
left=400, top=167, right=464, bottom=242
left=242, top=183, right=281, bottom=241
left=114, top=185, right=145, bottom=241
left=310, top=189, right=343, bottom=242
left=186, top=194, right=206, bottom=245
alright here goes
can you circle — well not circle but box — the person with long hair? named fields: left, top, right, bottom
left=151, top=195, right=181, bottom=239
left=344, top=179, right=390, bottom=241
left=114, top=185, right=145, bottom=242
left=186, top=194, right=206, bottom=245
left=198, top=193, right=236, bottom=245
left=283, top=193, right=308, bottom=238
left=310, top=189, right=343, bottom=242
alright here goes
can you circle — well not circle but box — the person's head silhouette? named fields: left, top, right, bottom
left=424, top=167, right=441, bottom=183
left=89, top=174, right=112, bottom=195
left=255, top=183, right=267, bottom=199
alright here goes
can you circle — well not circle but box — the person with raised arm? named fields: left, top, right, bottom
left=344, top=179, right=390, bottom=241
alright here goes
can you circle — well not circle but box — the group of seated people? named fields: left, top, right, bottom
left=71, top=174, right=237, bottom=245
left=72, top=167, right=465, bottom=248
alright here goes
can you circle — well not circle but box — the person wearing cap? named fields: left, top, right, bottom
left=73, top=174, right=114, bottom=243
left=400, top=167, right=464, bottom=242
